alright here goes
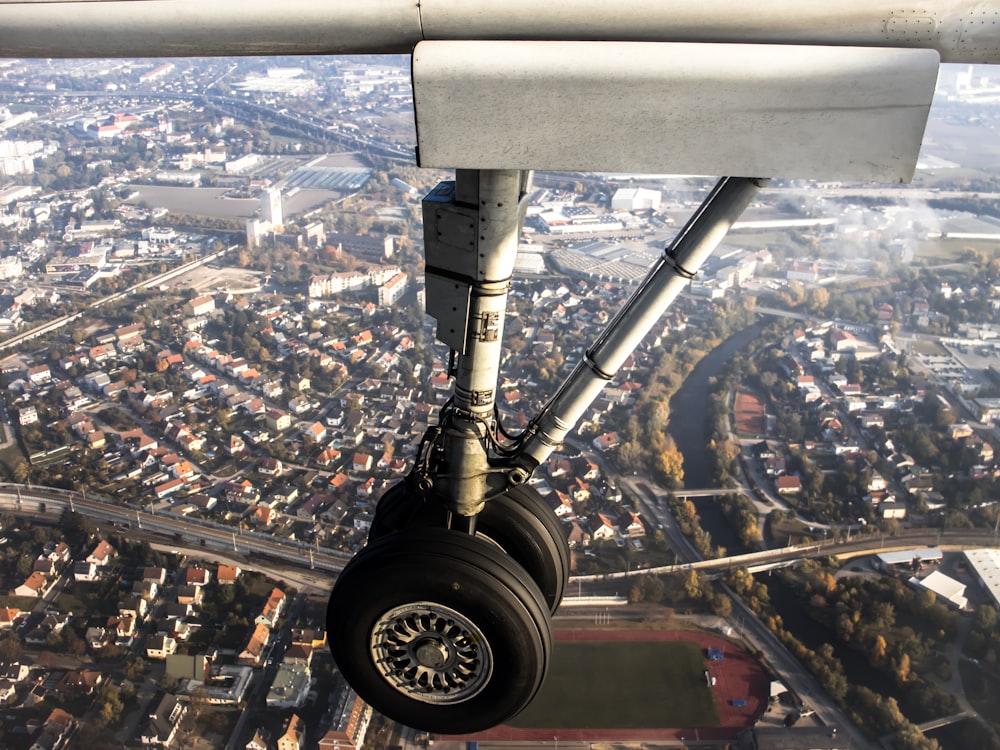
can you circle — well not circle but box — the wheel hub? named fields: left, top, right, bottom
left=414, top=637, right=449, bottom=669
left=371, top=601, right=493, bottom=704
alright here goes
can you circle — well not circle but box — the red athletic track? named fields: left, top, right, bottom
left=445, top=629, right=769, bottom=744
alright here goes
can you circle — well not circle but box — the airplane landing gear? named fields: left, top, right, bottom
left=328, top=173, right=768, bottom=732
left=369, top=481, right=570, bottom=613
left=327, top=527, right=551, bottom=734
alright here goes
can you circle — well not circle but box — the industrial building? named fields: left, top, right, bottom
left=908, top=570, right=968, bottom=610
left=873, top=548, right=943, bottom=572
left=965, top=548, right=1000, bottom=610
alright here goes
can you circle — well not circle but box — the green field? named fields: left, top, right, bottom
left=510, top=640, right=719, bottom=729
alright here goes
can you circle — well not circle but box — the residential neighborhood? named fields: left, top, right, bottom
left=0, top=50, right=999, bottom=750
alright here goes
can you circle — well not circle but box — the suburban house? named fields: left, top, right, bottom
left=256, top=588, right=287, bottom=628
left=776, top=475, right=803, bottom=495
left=277, top=714, right=306, bottom=750
left=139, top=694, right=186, bottom=748
left=14, top=571, right=50, bottom=598
left=588, top=514, right=617, bottom=542
left=239, top=623, right=270, bottom=667
left=146, top=634, right=178, bottom=659
left=217, top=564, right=242, bottom=585
left=86, top=540, right=116, bottom=566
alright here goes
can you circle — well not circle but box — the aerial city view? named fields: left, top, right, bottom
left=0, top=44, right=999, bottom=750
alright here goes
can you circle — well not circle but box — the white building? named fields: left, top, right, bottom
left=974, top=397, right=1000, bottom=424
left=965, top=548, right=1000, bottom=610
left=261, top=187, right=283, bottom=230
left=514, top=250, right=546, bottom=275
left=909, top=570, right=968, bottom=609
left=146, top=634, right=178, bottom=659
left=225, top=153, right=259, bottom=174
left=0, top=155, right=33, bottom=176
left=142, top=226, right=177, bottom=244
left=182, top=664, right=253, bottom=705
left=378, top=272, right=408, bottom=307
left=154, top=170, right=201, bottom=186
left=246, top=218, right=264, bottom=248
left=874, top=548, right=943, bottom=571
left=787, top=260, right=820, bottom=283
left=611, top=187, right=662, bottom=212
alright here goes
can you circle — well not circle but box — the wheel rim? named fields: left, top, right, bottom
left=328, top=528, right=551, bottom=733
left=371, top=601, right=493, bottom=704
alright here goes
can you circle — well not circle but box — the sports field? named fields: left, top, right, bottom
left=509, top=640, right=718, bottom=728
left=455, top=629, right=768, bottom=744
left=734, top=390, right=767, bottom=436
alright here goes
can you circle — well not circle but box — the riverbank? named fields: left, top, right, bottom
left=667, top=321, right=765, bottom=555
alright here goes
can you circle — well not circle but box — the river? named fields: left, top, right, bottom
left=662, top=320, right=911, bottom=721
left=666, top=321, right=764, bottom=555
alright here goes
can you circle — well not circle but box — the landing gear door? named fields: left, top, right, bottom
left=412, top=40, right=940, bottom=183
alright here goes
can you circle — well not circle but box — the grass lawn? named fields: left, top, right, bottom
left=509, top=640, right=719, bottom=729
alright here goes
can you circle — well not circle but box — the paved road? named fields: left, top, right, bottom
left=725, top=581, right=879, bottom=750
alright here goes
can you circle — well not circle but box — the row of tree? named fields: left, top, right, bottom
left=728, top=562, right=953, bottom=750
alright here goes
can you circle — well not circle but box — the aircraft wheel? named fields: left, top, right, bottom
left=370, top=482, right=570, bottom=613
left=328, top=528, right=551, bottom=734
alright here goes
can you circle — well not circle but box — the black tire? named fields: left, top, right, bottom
left=370, top=482, right=570, bottom=613
left=328, top=528, right=551, bottom=734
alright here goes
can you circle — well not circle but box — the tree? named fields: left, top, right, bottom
left=870, top=634, right=888, bottom=666
left=98, top=683, right=124, bottom=725
left=895, top=722, right=941, bottom=750
left=124, top=657, right=147, bottom=681
left=12, top=459, right=30, bottom=483
left=973, top=604, right=997, bottom=633
left=60, top=509, right=96, bottom=545
left=616, top=441, right=645, bottom=472
left=213, top=407, right=232, bottom=430
left=871, top=601, right=896, bottom=631
left=711, top=594, right=732, bottom=618
left=895, top=652, right=911, bottom=684
left=657, top=436, right=685, bottom=488
left=683, top=569, right=702, bottom=600
left=629, top=574, right=665, bottom=604
left=807, top=286, right=830, bottom=313
left=0, top=634, right=22, bottom=663
left=15, top=554, right=33, bottom=577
